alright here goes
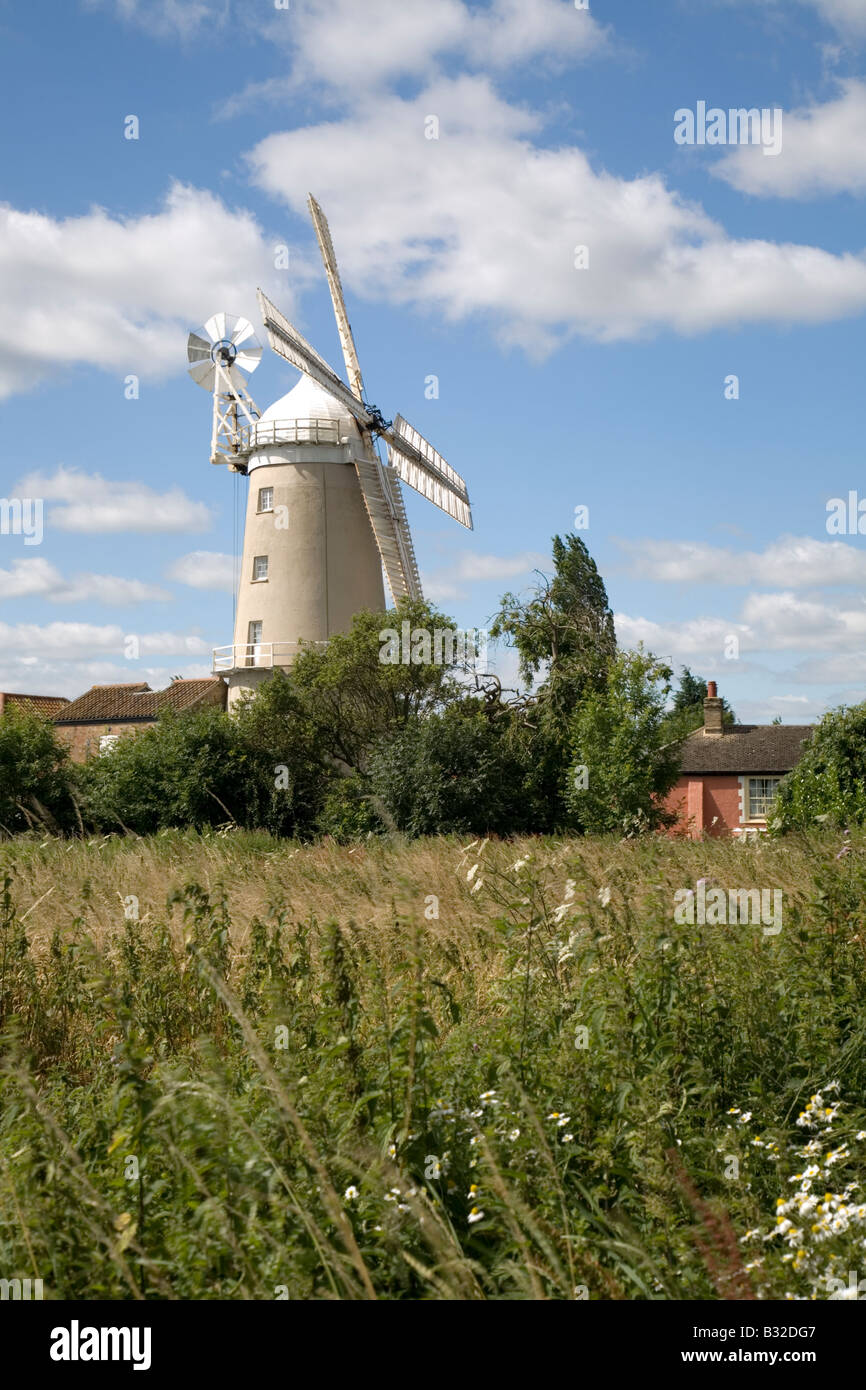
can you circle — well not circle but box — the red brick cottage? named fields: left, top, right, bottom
left=53, top=678, right=227, bottom=762
left=664, top=683, right=814, bottom=838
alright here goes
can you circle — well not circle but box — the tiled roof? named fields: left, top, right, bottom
left=54, top=679, right=225, bottom=725
left=0, top=691, right=70, bottom=719
left=678, top=725, right=814, bottom=774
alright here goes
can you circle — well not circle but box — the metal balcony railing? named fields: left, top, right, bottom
left=212, top=641, right=327, bottom=673
left=250, top=417, right=350, bottom=449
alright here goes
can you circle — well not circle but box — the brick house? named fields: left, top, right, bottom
left=0, top=691, right=69, bottom=719
left=664, top=683, right=814, bottom=838
left=53, top=678, right=227, bottom=762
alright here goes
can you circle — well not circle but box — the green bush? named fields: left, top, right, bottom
left=78, top=708, right=250, bottom=834
left=0, top=707, right=77, bottom=834
left=370, top=702, right=560, bottom=836
left=772, top=703, right=866, bottom=831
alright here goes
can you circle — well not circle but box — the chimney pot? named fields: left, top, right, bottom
left=707, top=680, right=717, bottom=698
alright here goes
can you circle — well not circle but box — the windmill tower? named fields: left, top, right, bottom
left=189, top=196, right=473, bottom=708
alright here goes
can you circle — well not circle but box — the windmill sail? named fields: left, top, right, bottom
left=256, top=290, right=371, bottom=429
left=384, top=415, right=473, bottom=530
left=307, top=195, right=366, bottom=402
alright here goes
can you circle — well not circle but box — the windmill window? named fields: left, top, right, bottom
left=252, top=555, right=269, bottom=582
left=258, top=487, right=274, bottom=513
left=248, top=620, right=263, bottom=644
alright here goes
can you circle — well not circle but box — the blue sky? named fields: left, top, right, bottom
left=2, top=0, right=866, bottom=720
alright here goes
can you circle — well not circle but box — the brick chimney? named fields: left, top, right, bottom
left=703, top=680, right=724, bottom=736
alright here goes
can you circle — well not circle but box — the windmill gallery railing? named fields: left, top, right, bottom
left=212, top=641, right=327, bottom=673
left=249, top=417, right=351, bottom=449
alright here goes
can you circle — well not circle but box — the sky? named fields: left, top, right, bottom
left=1, top=0, right=866, bottom=721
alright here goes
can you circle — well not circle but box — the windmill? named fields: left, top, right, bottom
left=190, top=195, right=473, bottom=707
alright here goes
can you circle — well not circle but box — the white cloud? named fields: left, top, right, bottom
left=0, top=182, right=286, bottom=398
left=421, top=548, right=549, bottom=600
left=715, top=80, right=866, bottom=197
left=807, top=0, right=866, bottom=32
left=756, top=0, right=866, bottom=38
left=17, top=466, right=213, bottom=534
left=84, top=0, right=230, bottom=39
left=615, top=612, right=744, bottom=659
left=616, top=590, right=866, bottom=664
left=741, top=590, right=866, bottom=648
left=734, top=693, right=826, bottom=723
left=168, top=551, right=234, bottom=591
left=248, top=77, right=866, bottom=350
left=0, top=620, right=210, bottom=663
left=0, top=657, right=212, bottom=699
left=221, top=0, right=607, bottom=115
left=792, top=652, right=866, bottom=683
left=619, top=534, right=866, bottom=587
left=0, top=557, right=170, bottom=604
left=293, top=0, right=606, bottom=88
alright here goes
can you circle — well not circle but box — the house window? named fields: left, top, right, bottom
left=258, top=486, right=274, bottom=513
left=747, top=776, right=780, bottom=821
left=252, top=555, right=269, bottom=581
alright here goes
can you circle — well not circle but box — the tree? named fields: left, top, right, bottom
left=491, top=534, right=616, bottom=728
left=771, top=704, right=866, bottom=831
left=235, top=598, right=477, bottom=835
left=567, top=649, right=681, bottom=834
left=0, top=707, right=77, bottom=834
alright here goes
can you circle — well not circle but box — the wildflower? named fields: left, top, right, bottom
left=468, top=1207, right=485, bottom=1224
left=388, top=1143, right=397, bottom=1159
left=508, top=1128, right=520, bottom=1141
left=344, top=1185, right=359, bottom=1201
left=556, top=1115, right=571, bottom=1128
left=825, top=1146, right=849, bottom=1167
left=562, top=1133, right=574, bottom=1143
left=739, top=1112, right=752, bottom=1124
left=479, top=1090, right=497, bottom=1103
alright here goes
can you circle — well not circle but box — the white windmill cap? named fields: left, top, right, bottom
left=259, top=371, right=359, bottom=430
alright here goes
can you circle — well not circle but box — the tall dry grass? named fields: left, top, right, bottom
left=0, top=826, right=864, bottom=1300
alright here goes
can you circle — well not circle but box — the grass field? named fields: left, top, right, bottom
left=1, top=827, right=865, bottom=1300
